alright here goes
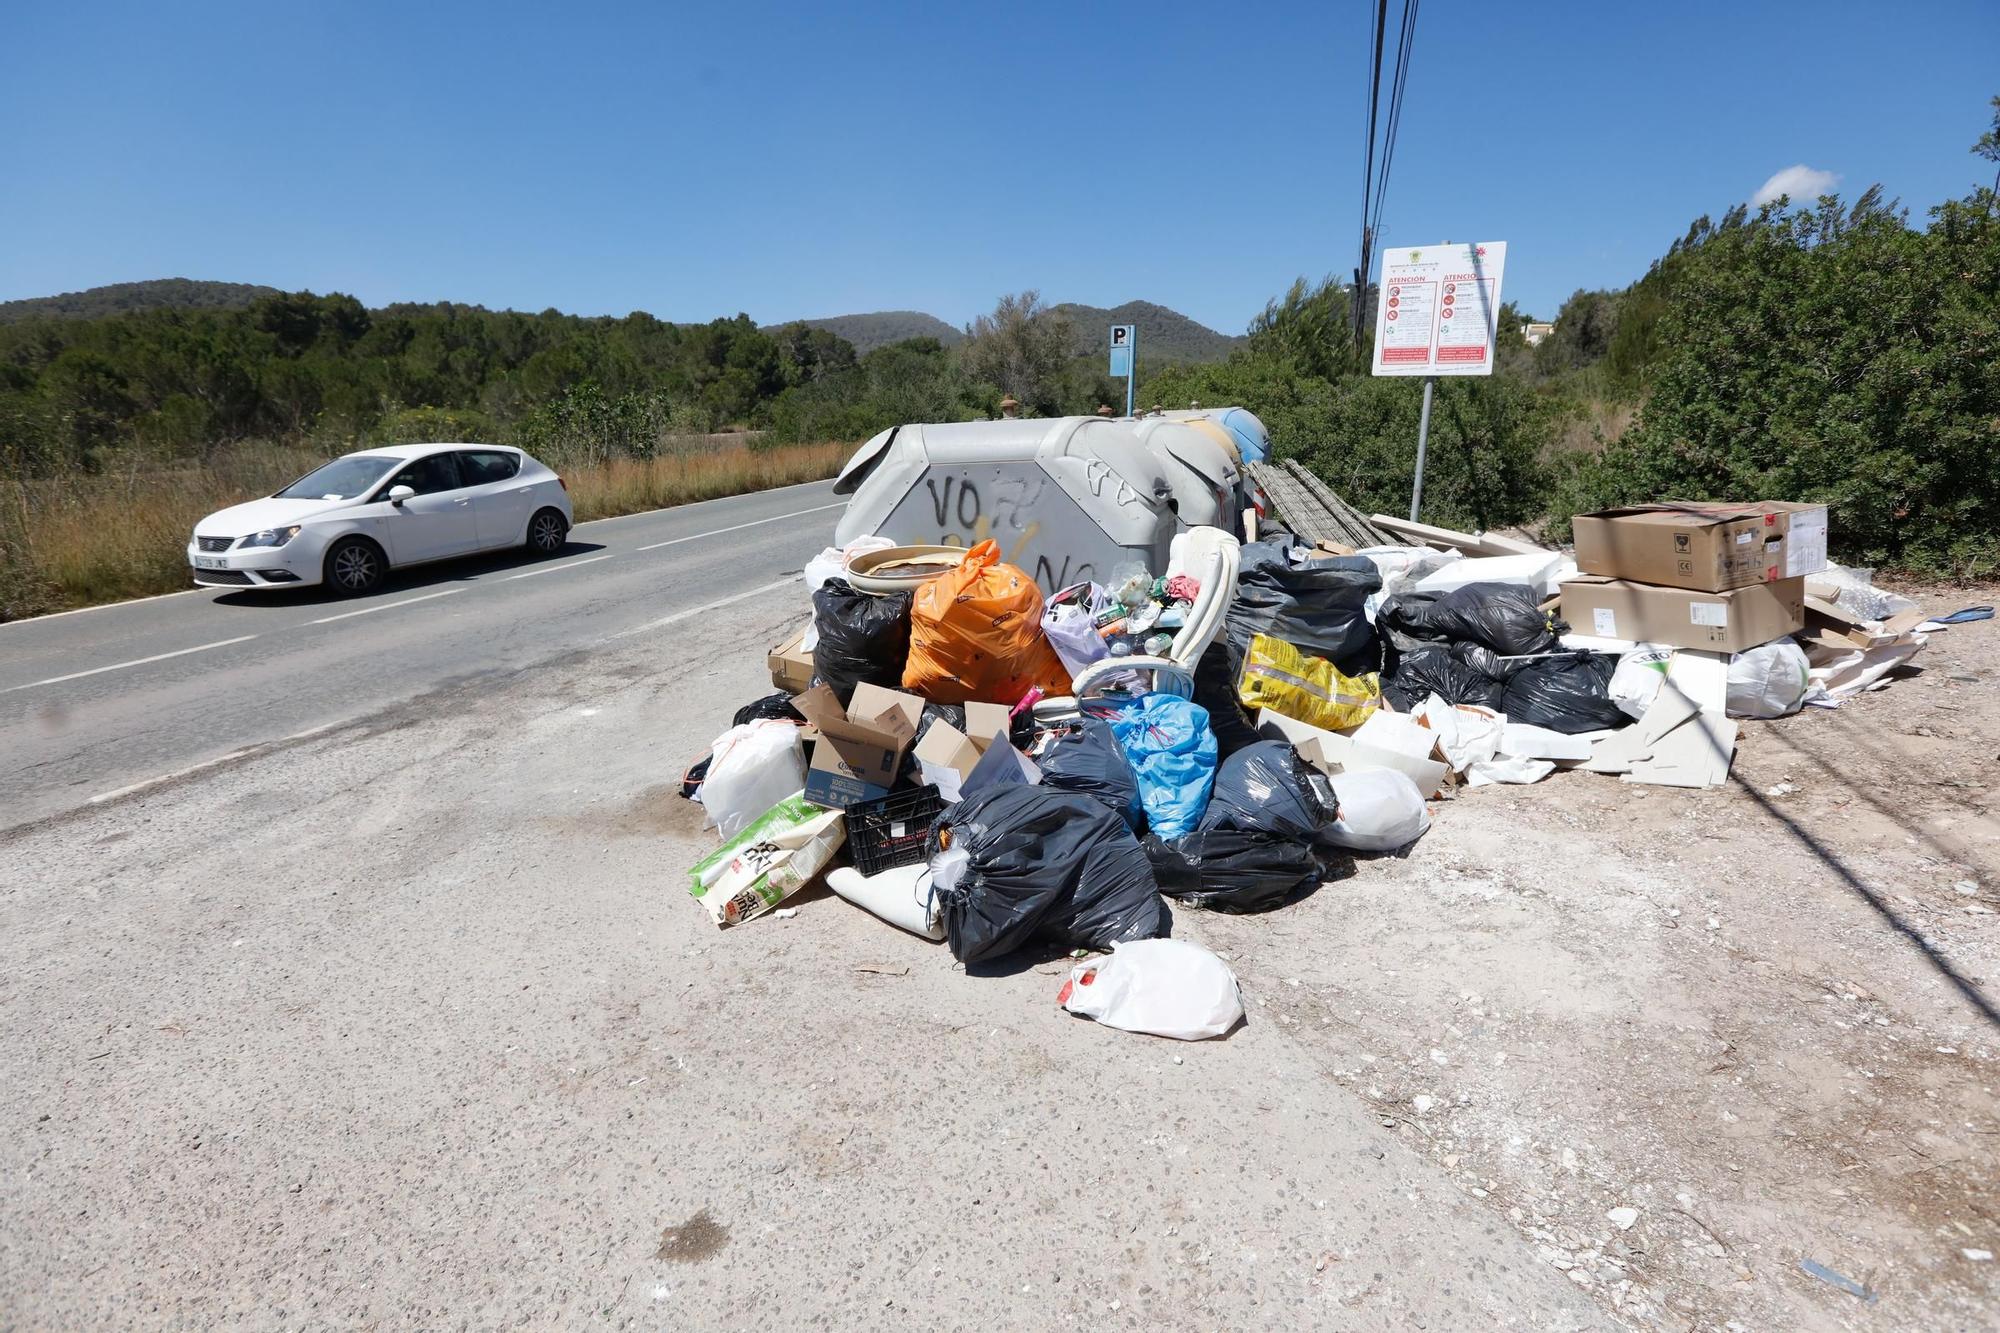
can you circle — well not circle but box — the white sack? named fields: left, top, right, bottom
left=696, top=719, right=805, bottom=840
left=1059, top=939, right=1243, bottom=1041
left=1726, top=640, right=1812, bottom=719
left=1325, top=768, right=1431, bottom=852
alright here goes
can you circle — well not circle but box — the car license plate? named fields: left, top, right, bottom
left=193, top=555, right=228, bottom=570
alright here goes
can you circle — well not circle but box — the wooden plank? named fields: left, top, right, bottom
left=1368, top=513, right=1552, bottom=558
left=1281, top=461, right=1398, bottom=547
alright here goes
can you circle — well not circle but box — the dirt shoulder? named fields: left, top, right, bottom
left=1197, top=578, right=2000, bottom=1329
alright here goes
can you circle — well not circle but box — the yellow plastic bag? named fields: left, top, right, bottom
left=1237, top=633, right=1380, bottom=731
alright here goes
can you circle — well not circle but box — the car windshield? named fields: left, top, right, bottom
left=274, top=455, right=401, bottom=501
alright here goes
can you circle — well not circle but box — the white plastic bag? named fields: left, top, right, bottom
left=1727, top=640, right=1812, bottom=719
left=1058, top=939, right=1243, bottom=1041
left=1042, top=602, right=1110, bottom=680
left=1325, top=768, right=1431, bottom=852
left=1610, top=644, right=1675, bottom=720
left=696, top=719, right=805, bottom=840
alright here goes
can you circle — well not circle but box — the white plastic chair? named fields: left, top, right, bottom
left=1036, top=528, right=1240, bottom=719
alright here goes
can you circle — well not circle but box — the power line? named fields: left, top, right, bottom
left=1355, top=0, right=1421, bottom=349
left=1355, top=0, right=1389, bottom=346
left=1371, top=0, right=1420, bottom=247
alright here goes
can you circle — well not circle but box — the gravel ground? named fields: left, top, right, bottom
left=1198, top=577, right=2000, bottom=1330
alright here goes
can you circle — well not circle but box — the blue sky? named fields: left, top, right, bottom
left=2, top=1, right=1994, bottom=332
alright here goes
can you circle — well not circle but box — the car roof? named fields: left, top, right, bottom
left=343, top=442, right=523, bottom=461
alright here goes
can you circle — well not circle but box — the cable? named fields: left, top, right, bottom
left=1356, top=0, right=1389, bottom=345
left=1370, top=0, right=1420, bottom=251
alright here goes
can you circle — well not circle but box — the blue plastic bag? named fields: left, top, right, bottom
left=1095, top=692, right=1218, bottom=840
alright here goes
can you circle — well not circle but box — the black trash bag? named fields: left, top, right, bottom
left=1035, top=718, right=1143, bottom=831
left=1381, top=643, right=1510, bottom=712
left=1143, top=740, right=1335, bottom=913
left=1379, top=582, right=1564, bottom=656
left=732, top=691, right=808, bottom=727
left=1144, top=827, right=1319, bottom=913
left=931, top=785, right=1167, bottom=965
left=679, top=754, right=711, bottom=800
left=810, top=579, right=911, bottom=705
left=1200, top=740, right=1337, bottom=845
left=1500, top=651, right=1628, bottom=733
left=1226, top=540, right=1382, bottom=677
left=1193, top=638, right=1265, bottom=760
left=911, top=702, right=966, bottom=747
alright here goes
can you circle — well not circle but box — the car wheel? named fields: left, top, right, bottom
left=526, top=507, right=569, bottom=556
left=323, top=537, right=387, bottom=596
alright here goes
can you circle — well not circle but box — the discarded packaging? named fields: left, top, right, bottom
left=1572, top=502, right=1828, bottom=591
left=1238, top=633, right=1381, bottom=732
left=1324, top=768, right=1431, bottom=852
left=767, top=624, right=816, bottom=694
left=1726, top=640, right=1811, bottom=719
left=793, top=682, right=924, bottom=808
left=1058, top=939, right=1245, bottom=1040
left=1560, top=576, right=1805, bottom=653
left=688, top=794, right=846, bottom=928
left=826, top=863, right=945, bottom=940
left=697, top=719, right=806, bottom=840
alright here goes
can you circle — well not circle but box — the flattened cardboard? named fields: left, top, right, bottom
left=1573, top=501, right=1828, bottom=591
left=1560, top=576, right=1804, bottom=652
left=1348, top=711, right=1450, bottom=797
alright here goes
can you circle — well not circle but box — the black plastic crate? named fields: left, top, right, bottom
left=845, top=785, right=946, bottom=877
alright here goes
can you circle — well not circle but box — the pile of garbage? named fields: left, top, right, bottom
left=680, top=498, right=1974, bottom=1042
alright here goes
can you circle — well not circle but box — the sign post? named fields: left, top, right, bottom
left=1368, top=241, right=1508, bottom=521
left=1108, top=324, right=1136, bottom=416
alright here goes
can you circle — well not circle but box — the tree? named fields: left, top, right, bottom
left=958, top=291, right=1075, bottom=415
left=1976, top=93, right=2000, bottom=195
left=1563, top=184, right=2000, bottom=575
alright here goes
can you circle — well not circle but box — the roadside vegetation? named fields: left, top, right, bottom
left=3, top=102, right=1994, bottom=619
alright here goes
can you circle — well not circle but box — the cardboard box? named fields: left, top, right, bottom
left=768, top=626, right=815, bottom=693
left=792, top=683, right=924, bottom=809
left=1560, top=576, right=1804, bottom=653
left=1572, top=502, right=1828, bottom=591
left=910, top=702, right=1014, bottom=780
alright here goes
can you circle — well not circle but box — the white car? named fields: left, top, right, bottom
left=188, top=442, right=573, bottom=595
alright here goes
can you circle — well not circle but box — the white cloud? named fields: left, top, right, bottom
left=1751, top=164, right=1840, bottom=207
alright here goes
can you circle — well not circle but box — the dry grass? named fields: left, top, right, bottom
left=0, top=440, right=849, bottom=621
left=563, top=441, right=848, bottom=523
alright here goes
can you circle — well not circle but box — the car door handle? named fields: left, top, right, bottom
left=455, top=497, right=471, bottom=506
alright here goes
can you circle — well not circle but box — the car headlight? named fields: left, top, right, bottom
left=240, top=525, right=303, bottom=549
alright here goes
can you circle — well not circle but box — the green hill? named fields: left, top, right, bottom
left=0, top=278, right=279, bottom=324
left=1053, top=300, right=1242, bottom=363
left=765, top=310, right=963, bottom=354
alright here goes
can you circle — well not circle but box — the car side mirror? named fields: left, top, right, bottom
left=386, top=485, right=415, bottom=506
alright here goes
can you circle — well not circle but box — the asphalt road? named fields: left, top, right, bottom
left=0, top=479, right=843, bottom=829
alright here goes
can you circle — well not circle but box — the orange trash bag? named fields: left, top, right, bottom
left=903, top=540, right=1074, bottom=705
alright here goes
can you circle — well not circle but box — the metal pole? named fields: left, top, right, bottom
left=1124, top=330, right=1137, bottom=417
left=1409, top=374, right=1435, bottom=521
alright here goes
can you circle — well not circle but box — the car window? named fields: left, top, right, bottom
left=381, top=453, right=462, bottom=497
left=275, top=455, right=399, bottom=500
left=456, top=450, right=521, bottom=485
